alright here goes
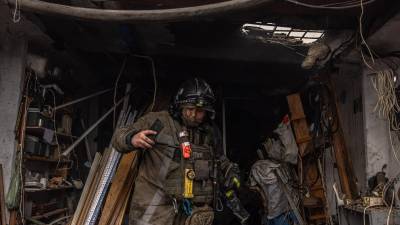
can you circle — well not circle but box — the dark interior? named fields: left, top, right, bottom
left=15, top=0, right=400, bottom=224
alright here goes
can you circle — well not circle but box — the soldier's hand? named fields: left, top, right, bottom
left=132, top=130, right=157, bottom=149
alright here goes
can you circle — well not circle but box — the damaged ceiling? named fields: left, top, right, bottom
left=7, top=0, right=400, bottom=96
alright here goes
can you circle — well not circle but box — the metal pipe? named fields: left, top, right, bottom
left=12, top=0, right=273, bottom=22
left=55, top=88, right=113, bottom=110
left=80, top=119, right=93, bottom=163
left=61, top=97, right=124, bottom=156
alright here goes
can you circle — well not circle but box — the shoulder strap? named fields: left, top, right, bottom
left=166, top=115, right=181, bottom=146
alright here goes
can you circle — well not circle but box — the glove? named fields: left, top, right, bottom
left=225, top=190, right=250, bottom=224
left=224, top=163, right=241, bottom=189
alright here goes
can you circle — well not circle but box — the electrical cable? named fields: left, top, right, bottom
left=284, top=0, right=377, bottom=9
left=113, top=57, right=128, bottom=129
left=382, top=173, right=400, bottom=206
left=20, top=70, right=34, bottom=224
left=12, top=0, right=21, bottom=23
left=329, top=32, right=356, bottom=62
left=363, top=205, right=379, bottom=225
left=47, top=89, right=64, bottom=175
left=359, top=0, right=376, bottom=70
left=371, top=69, right=400, bottom=130
left=323, top=0, right=370, bottom=7
left=386, top=188, right=395, bottom=225
left=320, top=84, right=339, bottom=135
left=132, top=54, right=157, bottom=112
left=388, top=122, right=400, bottom=166
left=370, top=68, right=400, bottom=166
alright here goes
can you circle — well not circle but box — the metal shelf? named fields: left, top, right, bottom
left=24, top=155, right=72, bottom=164
left=25, top=126, right=77, bottom=141
left=24, top=186, right=73, bottom=193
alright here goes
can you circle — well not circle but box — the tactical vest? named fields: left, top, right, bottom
left=162, top=118, right=215, bottom=204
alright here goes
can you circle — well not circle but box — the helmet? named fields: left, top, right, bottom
left=170, top=78, right=216, bottom=119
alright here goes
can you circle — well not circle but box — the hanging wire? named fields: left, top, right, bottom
left=284, top=0, right=377, bottom=9
left=19, top=70, right=34, bottom=224
left=386, top=190, right=395, bottom=225
left=370, top=68, right=400, bottom=168
left=12, top=0, right=21, bottom=23
left=132, top=54, right=157, bottom=112
left=371, top=69, right=400, bottom=129
left=359, top=0, right=376, bottom=70
left=47, top=89, right=69, bottom=176
left=113, top=57, right=128, bottom=129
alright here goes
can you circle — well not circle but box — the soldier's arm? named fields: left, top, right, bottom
left=112, top=113, right=154, bottom=153
left=210, top=123, right=241, bottom=187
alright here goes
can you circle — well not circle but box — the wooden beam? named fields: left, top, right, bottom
left=98, top=151, right=139, bottom=225
left=327, top=78, right=358, bottom=199
left=287, top=93, right=312, bottom=156
left=70, top=153, right=101, bottom=225
left=12, top=0, right=274, bottom=22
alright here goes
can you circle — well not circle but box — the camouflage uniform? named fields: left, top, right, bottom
left=113, top=111, right=232, bottom=225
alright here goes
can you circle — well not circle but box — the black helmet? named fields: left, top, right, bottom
left=170, top=78, right=216, bottom=119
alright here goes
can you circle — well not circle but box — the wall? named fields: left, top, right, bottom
left=0, top=33, right=26, bottom=202
left=333, top=63, right=366, bottom=193
left=362, top=64, right=392, bottom=181
left=366, top=11, right=400, bottom=181
left=0, top=3, right=52, bottom=221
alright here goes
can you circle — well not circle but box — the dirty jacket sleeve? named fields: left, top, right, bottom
left=112, top=112, right=156, bottom=153
left=211, top=123, right=240, bottom=183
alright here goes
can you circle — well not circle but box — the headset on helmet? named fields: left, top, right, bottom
left=170, top=78, right=216, bottom=120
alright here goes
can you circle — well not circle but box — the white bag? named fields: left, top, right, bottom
left=274, top=115, right=298, bottom=164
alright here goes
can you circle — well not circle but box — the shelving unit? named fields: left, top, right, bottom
left=26, top=126, right=78, bottom=141
left=23, top=101, right=77, bottom=224
left=25, top=186, right=74, bottom=193
left=24, top=155, right=72, bottom=164
left=31, top=208, right=69, bottom=220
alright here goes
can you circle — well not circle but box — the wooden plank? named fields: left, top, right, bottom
left=328, top=80, right=358, bottom=200
left=98, top=151, right=138, bottom=225
left=287, top=94, right=312, bottom=156
left=0, top=165, right=6, bottom=225
left=287, top=93, right=327, bottom=224
left=332, top=130, right=354, bottom=199
left=78, top=148, right=111, bottom=224
left=107, top=150, right=139, bottom=225
left=31, top=208, right=68, bottom=220
left=115, top=183, right=133, bottom=225
left=70, top=153, right=101, bottom=225
left=113, top=162, right=137, bottom=225
left=9, top=210, right=18, bottom=225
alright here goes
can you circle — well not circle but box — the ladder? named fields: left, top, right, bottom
left=287, top=93, right=328, bottom=225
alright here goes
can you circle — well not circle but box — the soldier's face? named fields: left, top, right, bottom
left=181, top=106, right=206, bottom=127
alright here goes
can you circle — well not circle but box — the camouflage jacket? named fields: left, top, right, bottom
left=112, top=111, right=233, bottom=225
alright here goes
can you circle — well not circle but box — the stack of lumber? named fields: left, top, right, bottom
left=98, top=151, right=140, bottom=225
left=70, top=85, right=140, bottom=225
left=69, top=152, right=102, bottom=225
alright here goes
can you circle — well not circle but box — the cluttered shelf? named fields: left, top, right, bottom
left=24, top=186, right=74, bottom=193
left=24, top=155, right=72, bottom=164
left=29, top=208, right=69, bottom=221
left=25, top=126, right=77, bottom=140
left=344, top=204, right=400, bottom=215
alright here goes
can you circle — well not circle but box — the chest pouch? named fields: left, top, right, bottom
left=194, top=160, right=210, bottom=181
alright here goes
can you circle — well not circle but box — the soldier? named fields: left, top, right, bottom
left=113, top=78, right=240, bottom=225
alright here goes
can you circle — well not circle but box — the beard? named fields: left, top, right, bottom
left=181, top=115, right=202, bottom=127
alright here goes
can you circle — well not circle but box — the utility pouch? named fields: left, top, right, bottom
left=184, top=205, right=214, bottom=225
left=194, top=160, right=210, bottom=181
